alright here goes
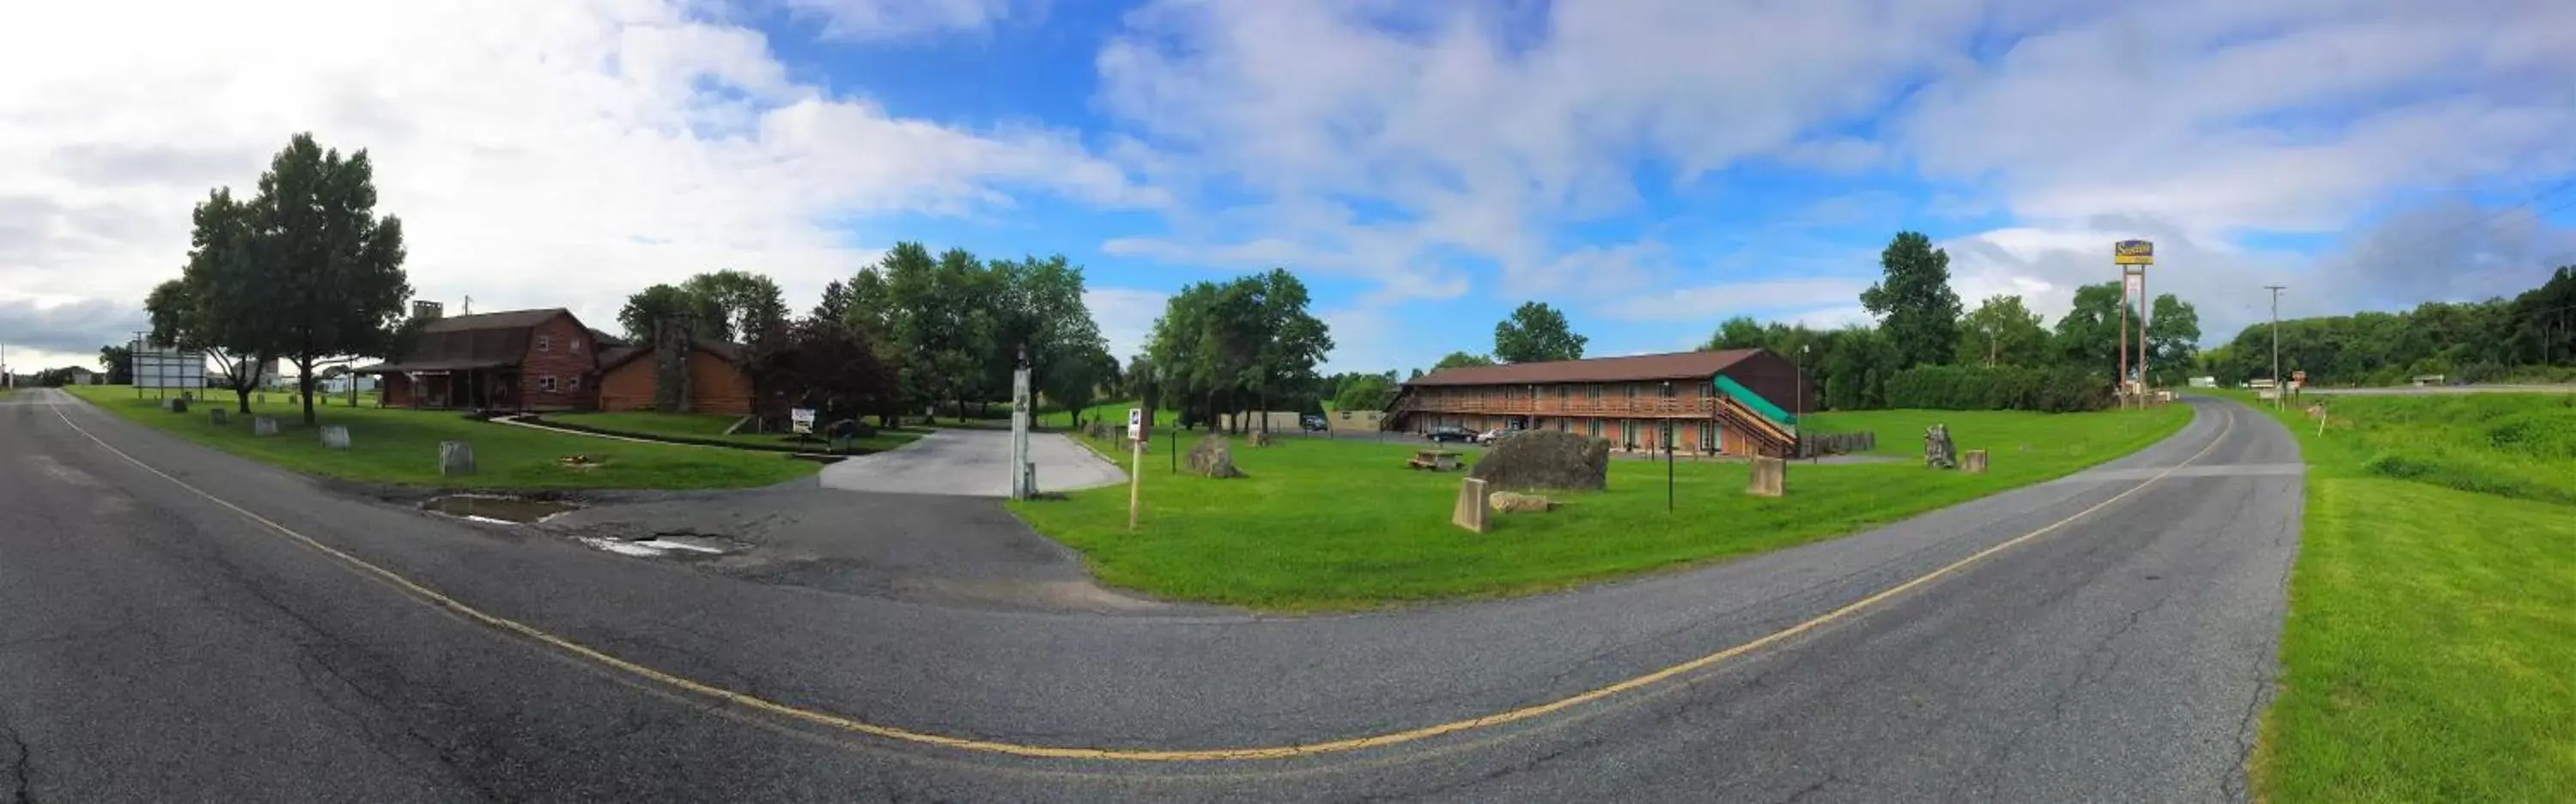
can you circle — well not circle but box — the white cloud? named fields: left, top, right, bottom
left=1602, top=278, right=1872, bottom=322
left=783, top=0, right=1021, bottom=40
left=0, top=0, right=1145, bottom=365
left=1082, top=286, right=1167, bottom=361
left=1095, top=0, right=1986, bottom=301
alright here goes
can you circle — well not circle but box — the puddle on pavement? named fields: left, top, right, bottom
left=577, top=533, right=742, bottom=559
left=421, top=495, right=581, bottom=524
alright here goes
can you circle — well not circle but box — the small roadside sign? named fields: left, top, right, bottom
left=791, top=407, right=817, bottom=435
left=1127, top=407, right=1145, bottom=441
left=2292, top=370, right=2307, bottom=381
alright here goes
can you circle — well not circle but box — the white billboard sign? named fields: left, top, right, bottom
left=131, top=340, right=206, bottom=391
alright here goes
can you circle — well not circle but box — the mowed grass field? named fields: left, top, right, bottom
left=1012, top=403, right=2190, bottom=610
left=547, top=410, right=927, bottom=453
left=63, top=385, right=818, bottom=490
left=2241, top=391, right=2576, bottom=802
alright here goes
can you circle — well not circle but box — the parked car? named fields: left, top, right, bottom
left=1301, top=415, right=1328, bottom=431
left=1425, top=425, right=1475, bottom=443
left=1476, top=428, right=1510, bottom=444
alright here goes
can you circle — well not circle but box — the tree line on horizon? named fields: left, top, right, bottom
left=2197, top=265, right=2576, bottom=387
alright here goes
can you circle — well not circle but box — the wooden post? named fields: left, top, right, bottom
left=1962, top=449, right=1989, bottom=473
left=1127, top=436, right=1144, bottom=531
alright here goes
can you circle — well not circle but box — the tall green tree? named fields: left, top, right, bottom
left=1144, top=270, right=1334, bottom=432
left=1492, top=301, right=1587, bottom=362
left=1704, top=316, right=1769, bottom=350
left=175, top=134, right=410, bottom=424
left=1246, top=269, right=1334, bottom=429
left=1819, top=326, right=1899, bottom=411
left=1432, top=351, right=1496, bottom=370
left=1859, top=231, right=1962, bottom=369
left=2052, top=281, right=2135, bottom=378
left=682, top=270, right=791, bottom=345
left=1956, top=294, right=2050, bottom=367
left=145, top=192, right=279, bottom=414
left=617, top=283, right=727, bottom=343
left=2144, top=294, right=2202, bottom=387
left=1331, top=372, right=1397, bottom=411
left=96, top=344, right=134, bottom=385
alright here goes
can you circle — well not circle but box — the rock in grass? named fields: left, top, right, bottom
left=1467, top=429, right=1608, bottom=491
left=1185, top=435, right=1246, bottom=478
left=320, top=425, right=352, bottom=450
left=252, top=417, right=278, bottom=436
left=440, top=442, right=476, bottom=476
left=1488, top=490, right=1556, bottom=514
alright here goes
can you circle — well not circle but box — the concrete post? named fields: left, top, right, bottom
left=1452, top=478, right=1491, bottom=533
left=1747, top=456, right=1785, bottom=497
left=1962, top=449, right=1989, bottom=473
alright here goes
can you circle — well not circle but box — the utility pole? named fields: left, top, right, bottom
left=2266, top=285, right=2287, bottom=410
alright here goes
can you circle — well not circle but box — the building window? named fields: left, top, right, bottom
left=535, top=334, right=552, bottom=352
left=1588, top=384, right=1602, bottom=403
left=1624, top=384, right=1638, bottom=400
left=1589, top=418, right=1601, bottom=438
left=570, top=338, right=583, bottom=353
left=1703, top=422, right=1720, bottom=452
left=538, top=375, right=557, bottom=393
left=1619, top=419, right=1634, bottom=447
left=568, top=375, right=582, bottom=393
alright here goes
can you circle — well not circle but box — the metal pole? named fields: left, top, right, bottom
left=2139, top=269, right=2150, bottom=394
left=2118, top=282, right=2129, bottom=409
left=2266, top=285, right=2287, bottom=410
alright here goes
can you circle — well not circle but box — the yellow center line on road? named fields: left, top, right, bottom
left=52, top=401, right=2238, bottom=762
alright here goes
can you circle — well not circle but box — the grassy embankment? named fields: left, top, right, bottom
left=545, top=411, right=926, bottom=453
left=63, top=385, right=817, bottom=490
left=2234, top=391, right=2576, bottom=802
left=1012, top=404, right=2190, bottom=611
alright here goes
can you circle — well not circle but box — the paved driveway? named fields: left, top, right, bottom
left=817, top=427, right=1126, bottom=496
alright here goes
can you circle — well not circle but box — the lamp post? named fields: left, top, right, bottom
left=1662, top=380, right=1674, bottom=513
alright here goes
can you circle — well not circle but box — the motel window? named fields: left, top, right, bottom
left=1589, top=418, right=1601, bottom=438
left=539, top=375, right=557, bottom=393
left=568, top=375, right=582, bottom=393
left=1625, top=384, right=1638, bottom=400
left=1588, top=384, right=1602, bottom=403
left=571, top=338, right=583, bottom=353
left=1703, top=423, right=1719, bottom=452
left=535, top=334, right=551, bottom=352
left=1558, top=385, right=1570, bottom=404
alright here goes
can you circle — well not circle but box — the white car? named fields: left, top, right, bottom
left=1476, top=428, right=1510, bottom=444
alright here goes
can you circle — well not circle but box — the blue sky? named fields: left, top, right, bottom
left=4, top=0, right=2575, bottom=374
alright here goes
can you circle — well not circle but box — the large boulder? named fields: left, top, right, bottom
left=1186, top=434, right=1246, bottom=478
left=1467, top=430, right=1609, bottom=491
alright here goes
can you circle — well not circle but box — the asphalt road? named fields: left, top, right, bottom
left=818, top=427, right=1126, bottom=496
left=0, top=389, right=2300, bottom=801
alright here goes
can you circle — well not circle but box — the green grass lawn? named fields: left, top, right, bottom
left=63, top=385, right=818, bottom=490
left=2236, top=391, right=2576, bottom=802
left=1012, top=404, right=2190, bottom=611
left=547, top=411, right=925, bottom=453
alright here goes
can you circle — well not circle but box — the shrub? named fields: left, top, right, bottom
left=1883, top=365, right=2112, bottom=412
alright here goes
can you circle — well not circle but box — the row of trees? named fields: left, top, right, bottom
left=1140, top=269, right=1334, bottom=431
left=146, top=133, right=412, bottom=423
left=2198, top=265, right=2576, bottom=387
left=825, top=243, right=1115, bottom=426
left=1704, top=231, right=2202, bottom=411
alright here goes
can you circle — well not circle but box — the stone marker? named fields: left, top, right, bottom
left=1488, top=490, right=1556, bottom=513
left=1962, top=449, right=1989, bottom=473
left=440, top=442, right=477, bottom=476
left=209, top=408, right=228, bottom=425
left=1452, top=477, right=1491, bottom=533
left=320, top=425, right=352, bottom=450
left=252, top=417, right=279, bottom=437
left=1923, top=423, right=1958, bottom=469
left=1747, top=455, right=1786, bottom=497
left=161, top=397, right=190, bottom=413
left=1185, top=434, right=1246, bottom=478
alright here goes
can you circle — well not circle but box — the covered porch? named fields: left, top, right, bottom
left=356, top=360, right=519, bottom=411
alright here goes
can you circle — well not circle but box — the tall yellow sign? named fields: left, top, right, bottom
left=2114, top=239, right=2155, bottom=265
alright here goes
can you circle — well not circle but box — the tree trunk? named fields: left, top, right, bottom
left=297, top=357, right=318, bottom=425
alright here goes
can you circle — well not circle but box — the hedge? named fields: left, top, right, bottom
left=1883, top=365, right=2113, bottom=412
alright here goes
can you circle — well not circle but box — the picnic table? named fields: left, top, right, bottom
left=1408, top=448, right=1462, bottom=472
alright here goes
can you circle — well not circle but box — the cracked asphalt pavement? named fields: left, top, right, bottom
left=0, top=389, right=2299, bottom=801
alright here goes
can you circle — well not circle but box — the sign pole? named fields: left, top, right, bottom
left=1127, top=407, right=1145, bottom=530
